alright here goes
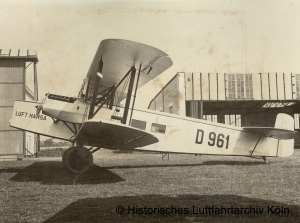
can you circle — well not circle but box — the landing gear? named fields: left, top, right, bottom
left=62, top=146, right=93, bottom=173
left=262, top=156, right=269, bottom=164
left=62, top=147, right=73, bottom=165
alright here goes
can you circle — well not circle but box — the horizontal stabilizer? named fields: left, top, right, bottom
left=243, top=127, right=296, bottom=139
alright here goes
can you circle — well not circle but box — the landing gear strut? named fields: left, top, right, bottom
left=62, top=146, right=93, bottom=173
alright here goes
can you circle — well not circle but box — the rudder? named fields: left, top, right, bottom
left=275, top=113, right=294, bottom=131
left=275, top=113, right=294, bottom=157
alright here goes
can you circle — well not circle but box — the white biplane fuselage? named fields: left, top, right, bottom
left=9, top=39, right=295, bottom=173
left=10, top=99, right=294, bottom=158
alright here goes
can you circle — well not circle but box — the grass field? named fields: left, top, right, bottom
left=0, top=149, right=300, bottom=222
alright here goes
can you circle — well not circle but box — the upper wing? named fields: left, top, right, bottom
left=86, top=39, right=173, bottom=89
left=243, top=127, right=296, bottom=140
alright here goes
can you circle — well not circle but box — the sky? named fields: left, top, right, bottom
left=1, top=0, right=300, bottom=107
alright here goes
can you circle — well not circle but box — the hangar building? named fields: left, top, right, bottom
left=148, top=72, right=300, bottom=145
left=0, top=49, right=39, bottom=159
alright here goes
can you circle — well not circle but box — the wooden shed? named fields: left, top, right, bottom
left=0, top=49, right=38, bottom=159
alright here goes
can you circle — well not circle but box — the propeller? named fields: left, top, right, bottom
left=35, top=104, right=43, bottom=117
left=35, top=94, right=47, bottom=117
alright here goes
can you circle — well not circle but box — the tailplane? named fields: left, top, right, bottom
left=243, top=113, right=295, bottom=157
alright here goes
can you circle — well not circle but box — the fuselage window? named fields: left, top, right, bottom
left=131, top=119, right=146, bottom=130
left=151, top=123, right=166, bottom=134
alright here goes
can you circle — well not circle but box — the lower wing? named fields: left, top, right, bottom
left=74, top=120, right=159, bottom=150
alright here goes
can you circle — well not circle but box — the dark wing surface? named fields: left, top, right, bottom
left=74, top=120, right=159, bottom=150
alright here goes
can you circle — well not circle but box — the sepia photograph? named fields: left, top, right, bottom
left=0, top=0, right=300, bottom=222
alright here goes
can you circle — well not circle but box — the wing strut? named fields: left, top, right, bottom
left=129, top=64, right=142, bottom=126
left=91, top=66, right=135, bottom=118
left=88, top=58, right=103, bottom=119
left=121, top=66, right=136, bottom=124
left=250, top=135, right=262, bottom=156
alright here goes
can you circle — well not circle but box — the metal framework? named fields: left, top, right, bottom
left=86, top=60, right=143, bottom=126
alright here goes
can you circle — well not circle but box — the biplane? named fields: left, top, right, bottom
left=10, top=39, right=296, bottom=173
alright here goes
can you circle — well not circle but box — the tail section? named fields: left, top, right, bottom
left=243, top=113, right=295, bottom=157
left=275, top=113, right=294, bottom=157
left=275, top=113, right=294, bottom=131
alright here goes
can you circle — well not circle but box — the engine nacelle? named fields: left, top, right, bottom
left=42, top=94, right=87, bottom=124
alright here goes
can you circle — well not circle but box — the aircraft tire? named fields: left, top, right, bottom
left=64, top=146, right=93, bottom=174
left=62, top=147, right=74, bottom=165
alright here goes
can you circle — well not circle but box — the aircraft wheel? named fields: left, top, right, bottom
left=62, top=147, right=73, bottom=165
left=64, top=146, right=93, bottom=173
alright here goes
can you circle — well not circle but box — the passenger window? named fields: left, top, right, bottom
left=151, top=123, right=166, bottom=134
left=131, top=119, right=146, bottom=130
